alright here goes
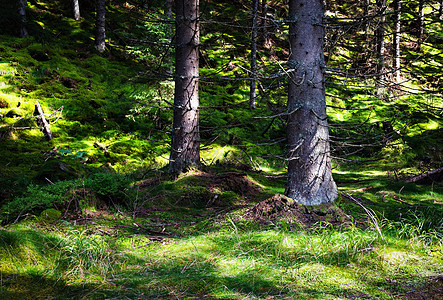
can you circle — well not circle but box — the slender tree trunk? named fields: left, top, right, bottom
left=169, top=0, right=200, bottom=173
left=250, top=0, right=259, bottom=109
left=393, top=0, right=401, bottom=82
left=364, top=0, right=371, bottom=40
left=375, top=0, right=386, bottom=96
left=418, top=0, right=425, bottom=45
left=73, top=0, right=80, bottom=20
left=439, top=0, right=443, bottom=19
left=95, top=0, right=106, bottom=52
left=261, top=0, right=269, bottom=46
left=285, top=0, right=337, bottom=206
left=18, top=0, right=28, bottom=38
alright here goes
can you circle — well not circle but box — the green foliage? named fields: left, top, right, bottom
left=2, top=181, right=74, bottom=217
left=86, top=172, right=132, bottom=201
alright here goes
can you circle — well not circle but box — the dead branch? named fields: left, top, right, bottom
left=404, top=167, right=443, bottom=183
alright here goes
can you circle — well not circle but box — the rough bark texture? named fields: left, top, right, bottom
left=95, top=0, right=106, bottom=52
left=18, top=0, right=28, bottom=38
left=73, top=0, right=80, bottom=20
left=250, top=0, right=259, bottom=109
left=393, top=0, right=401, bottom=82
left=284, top=0, right=337, bottom=206
left=169, top=0, right=200, bottom=173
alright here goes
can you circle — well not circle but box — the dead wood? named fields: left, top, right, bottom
left=34, top=101, right=53, bottom=140
left=404, top=167, right=443, bottom=183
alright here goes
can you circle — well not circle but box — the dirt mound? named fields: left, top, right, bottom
left=402, top=275, right=443, bottom=300
left=137, top=171, right=263, bottom=208
left=205, top=172, right=262, bottom=197
left=242, top=194, right=352, bottom=227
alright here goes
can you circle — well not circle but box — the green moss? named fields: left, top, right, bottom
left=39, top=208, right=61, bottom=222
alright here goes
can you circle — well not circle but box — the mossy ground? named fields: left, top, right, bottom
left=0, top=167, right=442, bottom=299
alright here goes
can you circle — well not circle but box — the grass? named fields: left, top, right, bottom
left=0, top=168, right=442, bottom=299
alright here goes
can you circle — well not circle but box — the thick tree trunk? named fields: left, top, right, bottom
left=18, top=0, right=28, bottom=38
left=95, top=0, right=106, bottom=52
left=284, top=0, right=337, bottom=206
left=73, top=0, right=80, bottom=20
left=169, top=0, right=200, bottom=173
left=393, top=0, right=401, bottom=82
left=250, top=0, right=259, bottom=109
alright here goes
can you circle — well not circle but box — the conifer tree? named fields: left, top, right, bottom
left=169, top=0, right=200, bottom=173
left=285, top=0, right=337, bottom=205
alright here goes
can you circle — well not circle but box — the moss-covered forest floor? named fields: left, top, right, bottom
left=1, top=0, right=442, bottom=299
left=0, top=165, right=442, bottom=299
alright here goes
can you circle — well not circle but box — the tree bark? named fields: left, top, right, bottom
left=393, top=0, right=401, bottom=82
left=375, top=0, right=386, bottom=96
left=284, top=0, right=337, bottom=206
left=73, top=0, right=80, bottom=20
left=418, top=0, right=425, bottom=44
left=169, top=0, right=200, bottom=173
left=261, top=0, right=268, bottom=44
left=18, top=0, right=28, bottom=38
left=95, top=0, right=106, bottom=52
left=439, top=0, right=443, bottom=20
left=250, top=0, right=259, bottom=109
left=364, top=0, right=371, bottom=40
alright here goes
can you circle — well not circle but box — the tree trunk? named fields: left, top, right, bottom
left=18, top=0, right=28, bottom=38
left=375, top=0, right=386, bottom=96
left=73, top=0, right=80, bottom=20
left=250, top=0, right=259, bottom=109
left=261, top=0, right=269, bottom=46
left=418, top=0, right=425, bottom=45
left=169, top=0, right=200, bottom=173
left=95, top=0, right=106, bottom=52
left=364, top=0, right=371, bottom=39
left=393, top=0, right=401, bottom=82
left=284, top=0, right=337, bottom=206
left=439, top=0, right=443, bottom=20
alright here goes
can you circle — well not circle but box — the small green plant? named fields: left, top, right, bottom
left=85, top=172, right=133, bottom=203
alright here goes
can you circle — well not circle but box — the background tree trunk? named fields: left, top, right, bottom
left=95, top=0, right=106, bottom=52
left=364, top=0, right=371, bottom=40
left=250, top=0, right=259, bottom=109
left=169, top=0, right=200, bottom=173
left=418, top=0, right=425, bottom=45
left=284, top=0, right=337, bottom=206
left=393, top=0, right=401, bottom=82
left=375, top=0, right=386, bottom=96
left=18, top=0, right=28, bottom=38
left=73, top=0, right=80, bottom=20
left=440, top=0, right=443, bottom=19
left=261, top=0, right=268, bottom=45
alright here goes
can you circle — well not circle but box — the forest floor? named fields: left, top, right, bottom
left=1, top=165, right=442, bottom=299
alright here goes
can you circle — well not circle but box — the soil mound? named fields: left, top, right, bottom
left=242, top=194, right=351, bottom=227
